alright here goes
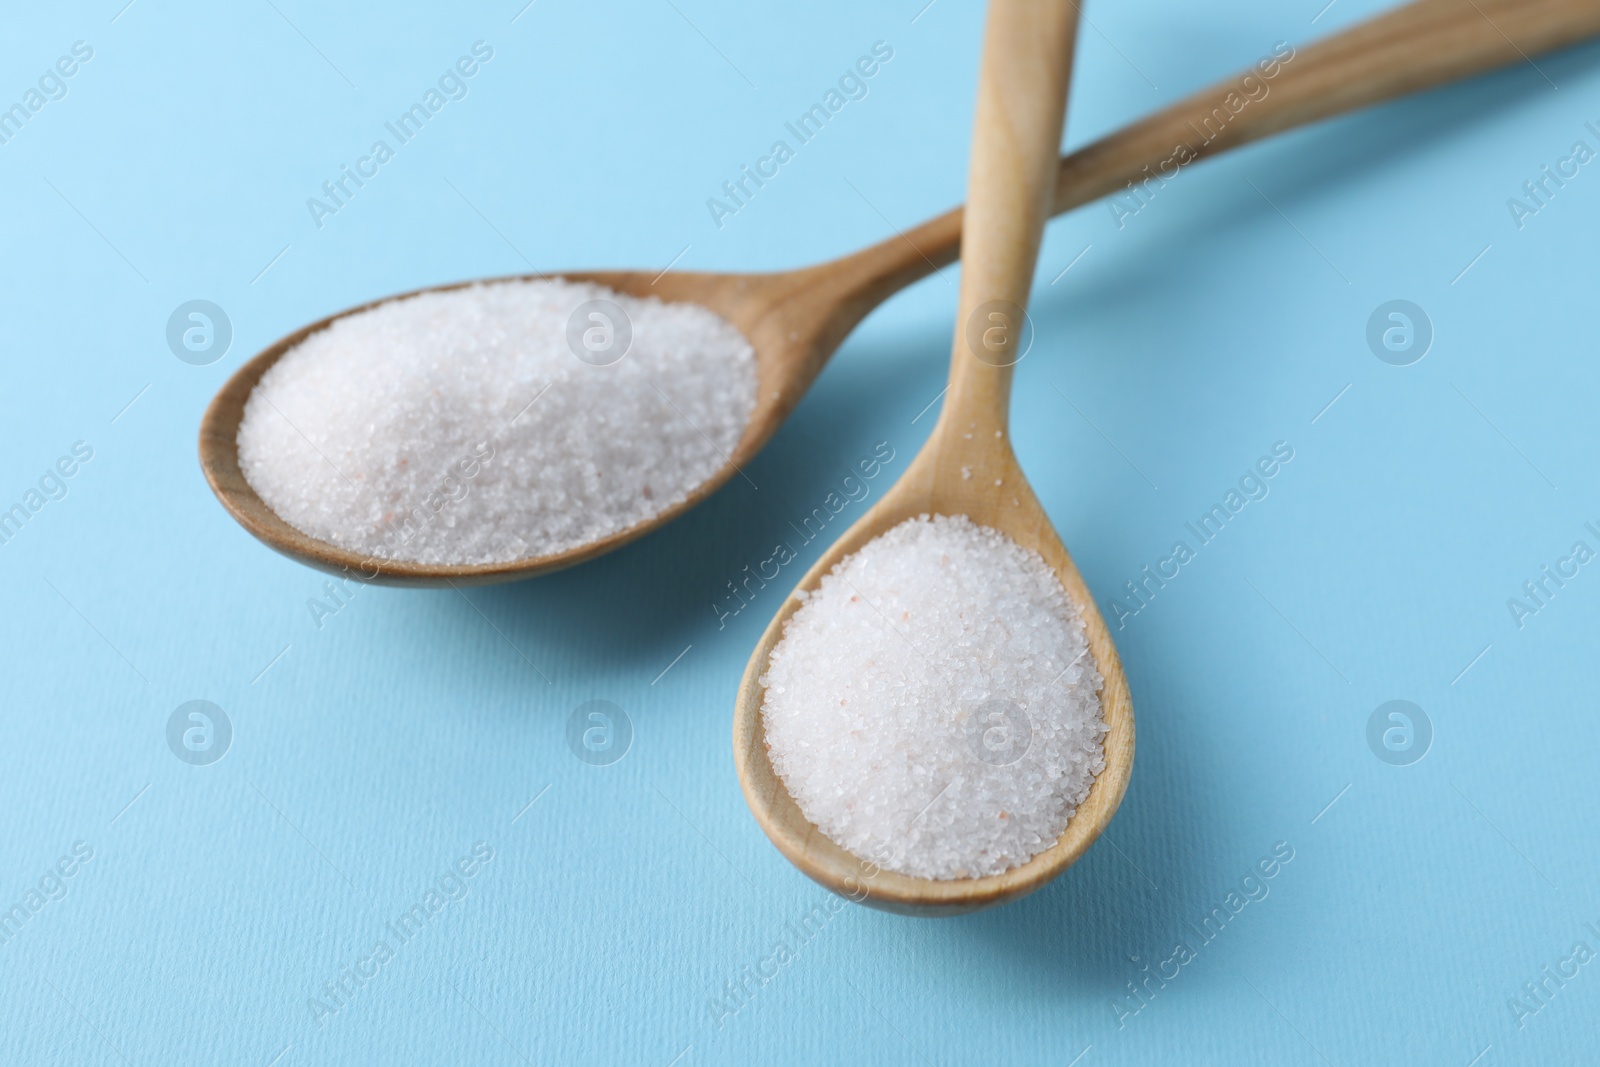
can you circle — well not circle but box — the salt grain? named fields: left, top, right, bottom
left=761, top=514, right=1106, bottom=880
left=237, top=278, right=756, bottom=565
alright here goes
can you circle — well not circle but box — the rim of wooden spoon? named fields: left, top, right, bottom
left=197, top=265, right=844, bottom=587
left=732, top=448, right=1135, bottom=917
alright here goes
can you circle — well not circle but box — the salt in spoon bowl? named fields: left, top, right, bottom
left=199, top=0, right=1600, bottom=586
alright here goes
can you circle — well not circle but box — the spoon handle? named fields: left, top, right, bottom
left=821, top=0, right=1600, bottom=309
left=938, top=0, right=1079, bottom=433
left=1050, top=0, right=1598, bottom=212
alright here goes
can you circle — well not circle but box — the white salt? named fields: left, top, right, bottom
left=237, top=278, right=756, bottom=565
left=761, top=514, right=1106, bottom=881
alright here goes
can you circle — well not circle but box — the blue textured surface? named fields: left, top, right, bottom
left=3, top=1, right=1599, bottom=1064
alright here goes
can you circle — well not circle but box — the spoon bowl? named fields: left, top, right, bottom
left=733, top=442, right=1134, bottom=915
left=198, top=257, right=895, bottom=586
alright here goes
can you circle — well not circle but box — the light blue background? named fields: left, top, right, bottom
left=2, top=0, right=1598, bottom=1063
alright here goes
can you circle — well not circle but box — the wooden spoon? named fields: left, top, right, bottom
left=735, top=0, right=1115, bottom=916
left=200, top=0, right=1600, bottom=586
left=732, top=0, right=1600, bottom=915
